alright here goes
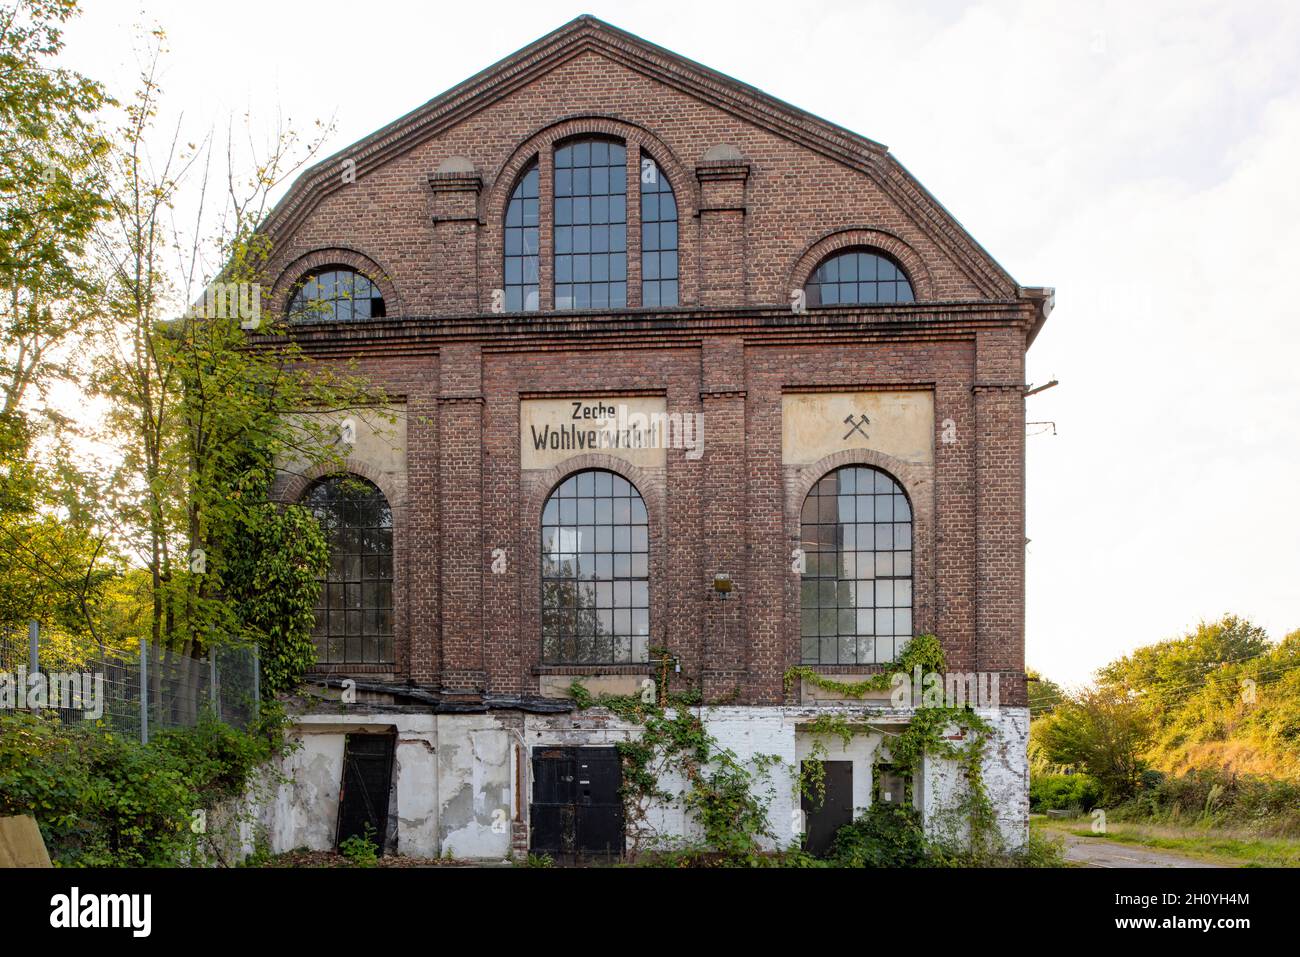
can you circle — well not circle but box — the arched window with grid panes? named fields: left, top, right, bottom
left=504, top=162, right=540, bottom=312
left=799, top=465, right=913, bottom=665
left=288, top=267, right=386, bottom=322
left=302, top=475, right=394, bottom=664
left=540, top=469, right=649, bottom=664
left=639, top=154, right=678, bottom=307
left=554, top=138, right=627, bottom=310
left=804, top=249, right=914, bottom=306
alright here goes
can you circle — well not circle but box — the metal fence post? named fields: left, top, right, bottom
left=27, top=619, right=38, bottom=674
left=210, top=651, right=220, bottom=720
left=252, top=645, right=260, bottom=723
left=139, top=638, right=149, bottom=745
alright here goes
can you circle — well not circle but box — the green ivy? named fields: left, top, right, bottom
left=0, top=705, right=291, bottom=867
left=570, top=635, right=1007, bottom=864
left=782, top=632, right=947, bottom=699
left=570, top=654, right=779, bottom=862
left=784, top=635, right=1001, bottom=857
left=223, top=502, right=328, bottom=696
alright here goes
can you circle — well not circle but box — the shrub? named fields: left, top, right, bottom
left=826, top=802, right=929, bottom=868
left=1029, top=773, right=1101, bottom=812
left=1110, top=768, right=1300, bottom=836
left=0, top=705, right=288, bottom=866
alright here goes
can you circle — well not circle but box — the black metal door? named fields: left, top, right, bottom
left=530, top=746, right=623, bottom=862
left=801, top=759, right=853, bottom=857
left=336, top=732, right=395, bottom=855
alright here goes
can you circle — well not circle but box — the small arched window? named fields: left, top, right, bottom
left=303, top=475, right=394, bottom=664
left=640, top=155, right=678, bottom=307
left=554, top=138, right=627, bottom=310
left=800, top=465, right=913, bottom=665
left=541, top=469, right=648, bottom=664
left=288, top=267, right=386, bottom=322
left=805, top=249, right=914, bottom=306
left=504, top=162, right=540, bottom=312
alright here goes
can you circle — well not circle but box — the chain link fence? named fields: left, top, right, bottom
left=0, top=621, right=259, bottom=741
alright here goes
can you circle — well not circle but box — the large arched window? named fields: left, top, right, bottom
left=805, top=249, right=914, bottom=306
left=303, top=475, right=394, bottom=664
left=541, top=469, right=649, bottom=664
left=554, top=138, right=627, bottom=310
left=288, top=267, right=386, bottom=321
left=504, top=162, right=540, bottom=312
left=800, top=465, right=913, bottom=665
left=640, top=155, right=678, bottom=307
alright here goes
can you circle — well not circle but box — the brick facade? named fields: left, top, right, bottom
left=260, top=15, right=1051, bottom=712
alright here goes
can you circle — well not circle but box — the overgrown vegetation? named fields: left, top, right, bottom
left=0, top=705, right=292, bottom=866
left=570, top=636, right=1056, bottom=867
left=0, top=1, right=389, bottom=693
left=1029, top=772, right=1101, bottom=812
left=1030, top=615, right=1300, bottom=838
left=338, top=826, right=379, bottom=867
left=569, top=659, right=781, bottom=862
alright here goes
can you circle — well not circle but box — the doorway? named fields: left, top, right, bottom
left=335, top=732, right=396, bottom=855
left=529, top=746, right=623, bottom=862
left=801, top=759, right=853, bottom=857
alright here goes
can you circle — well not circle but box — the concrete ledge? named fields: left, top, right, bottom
left=540, top=673, right=651, bottom=699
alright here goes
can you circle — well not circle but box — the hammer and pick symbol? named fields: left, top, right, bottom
left=843, top=413, right=870, bottom=440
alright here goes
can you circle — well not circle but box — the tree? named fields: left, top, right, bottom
left=1097, top=615, right=1272, bottom=722
left=1031, top=686, right=1153, bottom=803
left=84, top=35, right=382, bottom=705
left=0, top=0, right=115, bottom=646
left=1, top=0, right=109, bottom=416
left=1026, top=667, right=1065, bottom=716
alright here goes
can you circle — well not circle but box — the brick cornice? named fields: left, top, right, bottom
left=695, top=160, right=750, bottom=183
left=426, top=171, right=483, bottom=193
left=252, top=300, right=1035, bottom=360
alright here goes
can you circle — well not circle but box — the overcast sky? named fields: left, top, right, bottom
left=58, top=0, right=1300, bottom=686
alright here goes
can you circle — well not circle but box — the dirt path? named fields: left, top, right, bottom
left=1053, top=830, right=1224, bottom=868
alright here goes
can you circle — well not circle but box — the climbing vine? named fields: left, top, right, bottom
left=784, top=634, right=1002, bottom=857
left=570, top=635, right=1004, bottom=864
left=782, top=632, right=947, bottom=699
left=570, top=650, right=781, bottom=862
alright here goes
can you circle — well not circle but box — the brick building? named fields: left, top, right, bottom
left=248, top=15, right=1053, bottom=861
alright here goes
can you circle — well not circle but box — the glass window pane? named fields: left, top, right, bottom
left=803, top=250, right=915, bottom=308
left=541, top=469, right=649, bottom=664
left=289, top=267, right=385, bottom=323
left=302, top=476, right=393, bottom=664
left=504, top=163, right=540, bottom=313
left=555, top=139, right=627, bottom=310
left=798, top=465, right=913, bottom=665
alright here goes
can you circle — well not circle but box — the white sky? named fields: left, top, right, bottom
left=58, top=0, right=1300, bottom=686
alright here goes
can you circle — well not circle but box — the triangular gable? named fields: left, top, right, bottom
left=263, top=15, right=1021, bottom=299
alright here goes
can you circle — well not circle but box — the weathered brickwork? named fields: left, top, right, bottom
left=262, top=16, right=1049, bottom=713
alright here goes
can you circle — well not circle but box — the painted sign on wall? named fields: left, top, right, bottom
left=521, top=396, right=702, bottom=470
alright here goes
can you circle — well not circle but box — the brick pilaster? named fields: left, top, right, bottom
left=695, top=157, right=749, bottom=307
left=439, top=343, right=487, bottom=697
left=973, top=329, right=1027, bottom=707
left=428, top=167, right=483, bottom=313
